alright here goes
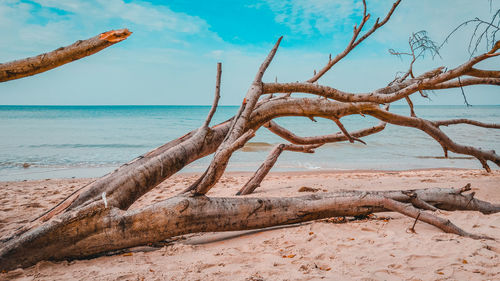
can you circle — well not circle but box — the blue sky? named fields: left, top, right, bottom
left=0, top=0, right=499, bottom=105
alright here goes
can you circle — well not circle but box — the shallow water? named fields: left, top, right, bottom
left=1, top=105, right=499, bottom=180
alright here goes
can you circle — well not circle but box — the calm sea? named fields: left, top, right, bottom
left=1, top=105, right=499, bottom=181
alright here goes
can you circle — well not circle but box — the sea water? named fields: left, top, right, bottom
left=0, top=105, right=499, bottom=181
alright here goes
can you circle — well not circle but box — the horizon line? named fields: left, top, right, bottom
left=1, top=104, right=499, bottom=107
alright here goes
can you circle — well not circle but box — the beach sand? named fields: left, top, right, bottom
left=1, top=169, right=499, bottom=280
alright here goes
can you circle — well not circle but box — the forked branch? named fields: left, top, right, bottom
left=265, top=120, right=386, bottom=145
left=308, top=0, right=401, bottom=83
left=190, top=37, right=283, bottom=195
left=364, top=106, right=500, bottom=171
left=1, top=1, right=500, bottom=273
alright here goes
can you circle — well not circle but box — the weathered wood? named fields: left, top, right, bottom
left=265, top=121, right=386, bottom=145
left=202, top=62, right=222, bottom=129
left=1, top=187, right=497, bottom=271
left=236, top=143, right=323, bottom=195
left=364, top=106, right=500, bottom=171
left=238, top=122, right=387, bottom=195
left=0, top=29, right=131, bottom=82
left=191, top=36, right=283, bottom=195
left=2, top=1, right=500, bottom=273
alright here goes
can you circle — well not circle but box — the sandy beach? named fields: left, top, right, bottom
left=1, top=169, right=499, bottom=280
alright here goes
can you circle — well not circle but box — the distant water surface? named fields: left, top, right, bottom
left=0, top=105, right=499, bottom=181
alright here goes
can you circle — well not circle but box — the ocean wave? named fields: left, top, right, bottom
left=241, top=142, right=274, bottom=152
left=302, top=162, right=321, bottom=170
left=415, top=156, right=474, bottom=160
left=0, top=161, right=121, bottom=169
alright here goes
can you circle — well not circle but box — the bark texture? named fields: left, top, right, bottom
left=0, top=29, right=131, bottom=82
left=1, top=187, right=498, bottom=270
left=1, top=0, right=500, bottom=272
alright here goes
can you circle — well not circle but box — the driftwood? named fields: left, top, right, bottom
left=1, top=1, right=500, bottom=271
left=1, top=186, right=499, bottom=270
left=0, top=29, right=131, bottom=83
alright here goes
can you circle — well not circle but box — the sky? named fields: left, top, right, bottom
left=0, top=0, right=499, bottom=105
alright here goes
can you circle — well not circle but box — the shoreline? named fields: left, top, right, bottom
left=1, top=169, right=499, bottom=280
left=1, top=167, right=494, bottom=183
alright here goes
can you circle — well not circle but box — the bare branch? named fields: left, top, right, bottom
left=254, top=36, right=283, bottom=83
left=0, top=29, right=132, bottom=83
left=265, top=120, right=386, bottom=145
left=188, top=129, right=256, bottom=195
left=389, top=30, right=442, bottom=101
left=405, top=96, right=417, bottom=117
left=458, top=77, right=472, bottom=107
left=466, top=68, right=500, bottom=78
left=263, top=49, right=500, bottom=104
left=381, top=197, right=491, bottom=239
left=429, top=77, right=500, bottom=89
left=237, top=143, right=323, bottom=195
left=307, top=0, right=401, bottom=83
left=239, top=119, right=389, bottom=196
left=330, top=117, right=367, bottom=145
left=192, top=37, right=283, bottom=195
left=364, top=106, right=500, bottom=170
left=283, top=143, right=323, bottom=153
left=433, top=119, right=500, bottom=129
left=440, top=9, right=500, bottom=56
left=202, top=62, right=222, bottom=128
left=237, top=144, right=286, bottom=195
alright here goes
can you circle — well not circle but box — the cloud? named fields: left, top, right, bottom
left=255, top=0, right=364, bottom=35
left=1, top=0, right=498, bottom=106
left=0, top=0, right=212, bottom=61
left=255, top=0, right=499, bottom=54
left=33, top=0, right=206, bottom=32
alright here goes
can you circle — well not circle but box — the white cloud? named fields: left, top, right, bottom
left=0, top=0, right=212, bottom=61
left=33, top=0, right=206, bottom=32
left=257, top=0, right=364, bottom=35
left=1, top=0, right=498, bottom=106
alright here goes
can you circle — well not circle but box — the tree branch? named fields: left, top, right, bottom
left=237, top=143, right=323, bottom=195
left=405, top=96, right=417, bottom=117
left=307, top=0, right=401, bottom=83
left=192, top=37, right=283, bottom=195
left=2, top=186, right=497, bottom=271
left=0, top=29, right=131, bottom=83
left=330, top=117, right=367, bottom=145
left=239, top=121, right=387, bottom=196
left=433, top=119, right=500, bottom=129
left=466, top=68, right=500, bottom=78
left=364, top=106, right=500, bottom=171
left=264, top=120, right=386, bottom=145
left=428, top=77, right=500, bottom=89
left=202, top=62, right=222, bottom=129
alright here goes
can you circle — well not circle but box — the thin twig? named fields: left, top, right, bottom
left=203, top=62, right=222, bottom=128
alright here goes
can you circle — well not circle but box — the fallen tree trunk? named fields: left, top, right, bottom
left=40, top=100, right=383, bottom=218
left=0, top=186, right=498, bottom=271
left=2, top=0, right=500, bottom=273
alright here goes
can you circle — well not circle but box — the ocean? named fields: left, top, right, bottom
left=1, top=105, right=499, bottom=181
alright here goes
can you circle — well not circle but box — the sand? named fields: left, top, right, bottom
left=1, top=169, right=499, bottom=280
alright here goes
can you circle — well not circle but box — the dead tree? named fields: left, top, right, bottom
left=1, top=1, right=500, bottom=271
